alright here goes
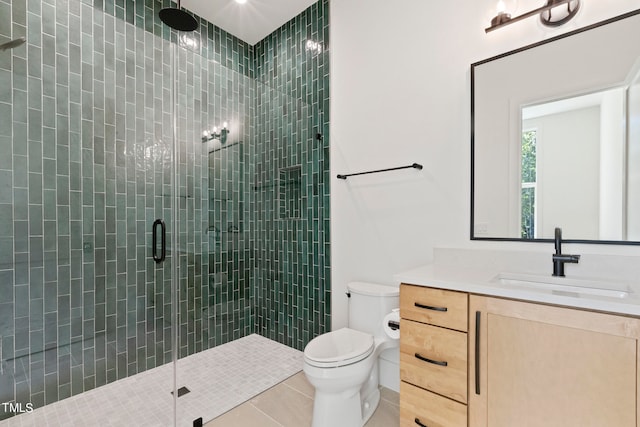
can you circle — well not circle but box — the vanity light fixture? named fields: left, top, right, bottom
left=202, top=122, right=230, bottom=143
left=305, top=39, right=323, bottom=54
left=486, top=0, right=581, bottom=33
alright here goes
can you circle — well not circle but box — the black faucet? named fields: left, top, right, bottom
left=552, top=227, right=580, bottom=277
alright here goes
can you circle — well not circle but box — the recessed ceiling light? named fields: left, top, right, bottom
left=235, top=0, right=247, bottom=4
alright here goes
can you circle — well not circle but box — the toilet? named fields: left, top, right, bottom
left=303, top=282, right=399, bottom=427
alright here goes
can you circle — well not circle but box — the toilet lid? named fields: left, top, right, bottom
left=304, top=328, right=374, bottom=368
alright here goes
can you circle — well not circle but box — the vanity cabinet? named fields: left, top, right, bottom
left=399, top=283, right=640, bottom=427
left=399, top=284, right=468, bottom=427
left=469, top=295, right=640, bottom=427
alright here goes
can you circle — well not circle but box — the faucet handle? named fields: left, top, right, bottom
left=554, top=227, right=562, bottom=253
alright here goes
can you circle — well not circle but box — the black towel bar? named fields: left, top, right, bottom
left=337, top=163, right=423, bottom=180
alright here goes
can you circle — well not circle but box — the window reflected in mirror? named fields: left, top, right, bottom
left=521, top=129, right=537, bottom=239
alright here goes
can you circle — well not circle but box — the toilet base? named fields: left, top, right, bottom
left=360, top=386, right=380, bottom=426
left=359, top=359, right=381, bottom=425
left=310, top=386, right=381, bottom=427
left=311, top=386, right=361, bottom=427
left=308, top=363, right=382, bottom=427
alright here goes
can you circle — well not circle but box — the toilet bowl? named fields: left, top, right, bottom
left=303, top=282, right=399, bottom=427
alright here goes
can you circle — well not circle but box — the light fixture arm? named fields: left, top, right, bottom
left=486, top=0, right=579, bottom=33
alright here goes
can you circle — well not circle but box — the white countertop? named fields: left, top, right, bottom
left=395, top=263, right=640, bottom=317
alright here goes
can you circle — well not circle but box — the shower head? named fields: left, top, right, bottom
left=159, top=0, right=198, bottom=32
left=0, top=37, right=26, bottom=51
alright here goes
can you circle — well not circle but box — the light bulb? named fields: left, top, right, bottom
left=223, top=121, right=228, bottom=129
left=496, top=0, right=517, bottom=15
left=489, top=0, right=517, bottom=27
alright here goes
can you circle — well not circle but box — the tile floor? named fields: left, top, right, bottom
left=205, top=371, right=400, bottom=427
left=1, top=334, right=304, bottom=426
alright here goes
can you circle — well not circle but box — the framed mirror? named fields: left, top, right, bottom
left=471, top=9, right=640, bottom=244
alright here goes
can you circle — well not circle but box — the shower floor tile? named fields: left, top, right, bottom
left=0, top=334, right=303, bottom=427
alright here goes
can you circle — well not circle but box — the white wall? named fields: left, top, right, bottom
left=525, top=107, right=601, bottom=239
left=628, top=64, right=640, bottom=239
left=330, top=0, right=640, bottom=389
left=599, top=89, right=626, bottom=240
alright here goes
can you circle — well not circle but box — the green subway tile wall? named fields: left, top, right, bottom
left=253, top=0, right=330, bottom=349
left=0, top=0, right=329, bottom=418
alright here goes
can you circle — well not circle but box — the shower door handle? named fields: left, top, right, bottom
left=152, top=219, right=166, bottom=263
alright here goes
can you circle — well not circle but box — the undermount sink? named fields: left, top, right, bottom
left=492, top=272, right=631, bottom=299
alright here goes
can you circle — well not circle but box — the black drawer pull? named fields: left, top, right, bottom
left=415, top=352, right=448, bottom=367
left=475, top=310, right=481, bottom=395
left=415, top=417, right=428, bottom=427
left=414, top=302, right=447, bottom=312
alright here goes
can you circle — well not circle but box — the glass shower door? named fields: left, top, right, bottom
left=0, top=4, right=180, bottom=424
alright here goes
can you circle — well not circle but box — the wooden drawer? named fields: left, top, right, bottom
left=400, top=284, right=468, bottom=332
left=400, top=319, right=468, bottom=404
left=400, top=381, right=467, bottom=427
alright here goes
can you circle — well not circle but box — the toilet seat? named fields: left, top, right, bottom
left=304, top=328, right=374, bottom=368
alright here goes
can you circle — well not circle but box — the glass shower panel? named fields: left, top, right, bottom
left=0, top=3, right=178, bottom=422
left=171, top=38, right=252, bottom=424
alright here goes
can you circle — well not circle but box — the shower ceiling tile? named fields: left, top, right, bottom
left=182, top=0, right=319, bottom=45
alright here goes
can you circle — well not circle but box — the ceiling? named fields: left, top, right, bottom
left=181, top=0, right=319, bottom=46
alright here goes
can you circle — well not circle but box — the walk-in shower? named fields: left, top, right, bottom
left=0, top=0, right=329, bottom=424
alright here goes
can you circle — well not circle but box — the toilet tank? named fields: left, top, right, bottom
left=347, top=282, right=399, bottom=338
